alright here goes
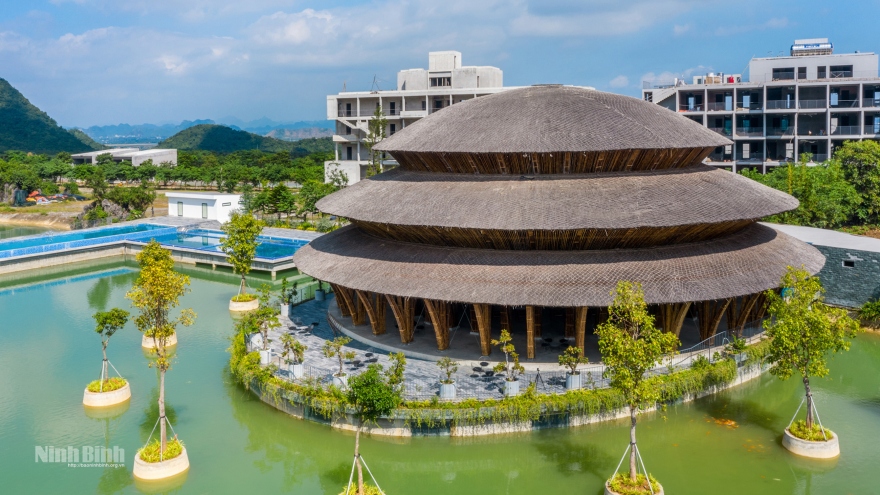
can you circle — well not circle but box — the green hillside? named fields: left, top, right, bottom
left=0, top=78, right=99, bottom=154
left=157, top=124, right=333, bottom=155
left=68, top=128, right=105, bottom=151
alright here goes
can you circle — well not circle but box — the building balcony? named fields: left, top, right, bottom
left=736, top=102, right=764, bottom=111
left=737, top=152, right=764, bottom=162
left=803, top=154, right=829, bottom=162
left=400, top=109, right=428, bottom=118
left=333, top=134, right=360, bottom=143
left=706, top=102, right=733, bottom=112
left=766, top=100, right=796, bottom=110
left=797, top=128, right=828, bottom=137
left=766, top=127, right=795, bottom=137
left=678, top=105, right=704, bottom=112
left=830, top=99, right=859, bottom=109
left=864, top=125, right=880, bottom=135
left=735, top=127, right=764, bottom=137
left=707, top=127, right=732, bottom=137
left=863, top=98, right=880, bottom=108
left=338, top=110, right=355, bottom=117
left=831, top=126, right=862, bottom=136
left=798, top=99, right=827, bottom=109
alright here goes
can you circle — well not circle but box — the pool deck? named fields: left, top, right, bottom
left=0, top=216, right=320, bottom=277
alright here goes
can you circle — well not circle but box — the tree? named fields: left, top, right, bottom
left=346, top=363, right=402, bottom=495
left=93, top=308, right=130, bottom=390
left=764, top=267, right=860, bottom=431
left=219, top=211, right=264, bottom=295
left=832, top=140, right=880, bottom=224
left=265, top=183, right=296, bottom=220
left=280, top=333, right=307, bottom=365
left=85, top=166, right=109, bottom=200
left=322, top=336, right=355, bottom=377
left=740, top=158, right=860, bottom=229
left=558, top=345, right=587, bottom=375
left=491, top=329, right=525, bottom=382
left=297, top=179, right=336, bottom=221
left=363, top=105, right=387, bottom=177
left=596, top=281, right=679, bottom=484
left=126, top=241, right=196, bottom=456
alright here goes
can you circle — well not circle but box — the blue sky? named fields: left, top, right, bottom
left=1, top=0, right=878, bottom=127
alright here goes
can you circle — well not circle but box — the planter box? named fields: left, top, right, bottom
left=605, top=480, right=664, bottom=495
left=440, top=382, right=456, bottom=400
left=289, top=363, right=304, bottom=379
left=782, top=428, right=840, bottom=459
left=566, top=372, right=582, bottom=391
left=259, top=350, right=272, bottom=366
left=333, top=374, right=348, bottom=388
left=503, top=379, right=520, bottom=397
left=142, top=333, right=177, bottom=350
left=280, top=304, right=290, bottom=317
left=133, top=447, right=190, bottom=481
left=315, top=289, right=326, bottom=301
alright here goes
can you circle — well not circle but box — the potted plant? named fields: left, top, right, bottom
left=278, top=278, right=295, bottom=317
left=764, top=268, right=860, bottom=459
left=437, top=356, right=458, bottom=399
left=253, top=286, right=281, bottom=365
left=83, top=308, right=131, bottom=407
left=220, top=211, right=265, bottom=311
left=492, top=329, right=525, bottom=397
left=128, top=241, right=197, bottom=481
left=314, top=279, right=326, bottom=301
left=558, top=345, right=587, bottom=391
left=597, top=281, right=678, bottom=495
left=323, top=336, right=355, bottom=388
left=281, top=333, right=307, bottom=379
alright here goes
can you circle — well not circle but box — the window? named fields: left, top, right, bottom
left=772, top=67, right=795, bottom=81
left=797, top=67, right=807, bottom=80
left=389, top=124, right=396, bottom=135
left=818, top=66, right=827, bottom=79
left=389, top=101, right=396, bottom=115
left=843, top=260, right=855, bottom=268
left=177, top=201, right=183, bottom=216
left=830, top=65, right=853, bottom=78
left=421, top=100, right=426, bottom=111
left=202, top=203, right=208, bottom=219
left=430, top=77, right=451, bottom=87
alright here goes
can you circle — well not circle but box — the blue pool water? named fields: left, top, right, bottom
left=143, top=229, right=307, bottom=260
left=0, top=223, right=177, bottom=259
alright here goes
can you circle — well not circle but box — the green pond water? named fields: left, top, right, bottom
left=1, top=258, right=879, bottom=495
left=0, top=224, right=54, bottom=239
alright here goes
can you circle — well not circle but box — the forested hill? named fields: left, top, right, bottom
left=157, top=124, right=333, bottom=156
left=0, top=78, right=101, bottom=154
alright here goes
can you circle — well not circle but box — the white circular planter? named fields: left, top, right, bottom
left=83, top=381, right=131, bottom=407
left=259, top=350, right=272, bottom=366
left=229, top=298, right=259, bottom=312
left=605, top=480, right=664, bottom=495
left=280, top=304, right=290, bottom=317
left=289, top=363, right=304, bottom=379
left=332, top=374, right=348, bottom=388
left=503, top=379, right=520, bottom=397
left=565, top=372, right=582, bottom=391
left=133, top=447, right=190, bottom=481
left=782, top=428, right=840, bottom=459
left=315, top=289, right=326, bottom=301
left=439, top=382, right=456, bottom=400
left=142, top=333, right=177, bottom=350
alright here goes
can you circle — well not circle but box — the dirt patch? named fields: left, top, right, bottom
left=0, top=212, right=78, bottom=230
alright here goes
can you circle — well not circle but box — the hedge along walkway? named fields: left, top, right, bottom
left=252, top=296, right=766, bottom=402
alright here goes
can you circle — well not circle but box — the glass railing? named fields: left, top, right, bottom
left=831, top=126, right=862, bottom=135
left=708, top=127, right=732, bottom=136
left=678, top=105, right=704, bottom=112
left=735, top=127, right=764, bottom=137
left=706, top=102, right=733, bottom=111
left=830, top=99, right=859, bottom=108
left=865, top=125, right=880, bottom=134
left=798, top=99, right=827, bottom=109
left=766, top=100, right=796, bottom=110
left=797, top=128, right=828, bottom=136
left=737, top=153, right=764, bottom=162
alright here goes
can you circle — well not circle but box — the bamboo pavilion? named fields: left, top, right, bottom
left=293, top=85, right=825, bottom=358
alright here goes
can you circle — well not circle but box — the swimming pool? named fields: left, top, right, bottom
left=145, top=229, right=308, bottom=260
left=0, top=223, right=177, bottom=259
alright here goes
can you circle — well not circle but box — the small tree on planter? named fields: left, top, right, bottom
left=127, top=241, right=196, bottom=460
left=492, top=329, right=525, bottom=395
left=559, top=346, right=587, bottom=390
left=437, top=356, right=458, bottom=384
left=220, top=211, right=264, bottom=299
left=596, top=281, right=678, bottom=494
left=345, top=363, right=402, bottom=495
left=323, top=336, right=355, bottom=379
left=764, top=267, right=860, bottom=441
left=280, top=333, right=307, bottom=377
left=91, top=308, right=130, bottom=392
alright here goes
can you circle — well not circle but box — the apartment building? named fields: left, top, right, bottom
left=325, top=51, right=507, bottom=184
left=642, top=39, right=880, bottom=172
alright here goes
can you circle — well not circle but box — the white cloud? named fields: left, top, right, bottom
left=715, top=17, right=789, bottom=36
left=249, top=9, right=337, bottom=45
left=673, top=23, right=691, bottom=36
left=509, top=1, right=706, bottom=37
left=641, top=66, right=709, bottom=86
left=609, top=75, right=629, bottom=88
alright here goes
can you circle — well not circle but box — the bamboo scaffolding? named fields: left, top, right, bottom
left=386, top=295, right=415, bottom=343
left=356, top=290, right=386, bottom=335
left=330, top=283, right=352, bottom=317
left=473, top=303, right=492, bottom=356
left=574, top=306, right=588, bottom=353
left=726, top=293, right=761, bottom=336
left=424, top=299, right=451, bottom=351
left=525, top=306, right=536, bottom=359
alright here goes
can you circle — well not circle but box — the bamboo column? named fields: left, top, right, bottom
left=356, top=290, right=386, bottom=335
left=574, top=306, right=588, bottom=353
left=329, top=284, right=352, bottom=317
left=500, top=306, right=510, bottom=331
left=473, top=303, right=492, bottom=356
left=387, top=295, right=415, bottom=343
left=726, top=293, right=760, bottom=336
left=525, top=306, right=536, bottom=359
left=534, top=307, right=542, bottom=338
left=468, top=305, right=477, bottom=333
left=696, top=299, right=731, bottom=340
left=564, top=308, right=575, bottom=338
left=659, top=302, right=691, bottom=337
left=424, top=299, right=451, bottom=351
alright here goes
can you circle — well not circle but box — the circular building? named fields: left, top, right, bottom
left=294, top=85, right=824, bottom=359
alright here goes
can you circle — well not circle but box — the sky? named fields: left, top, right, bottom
left=1, top=0, right=879, bottom=128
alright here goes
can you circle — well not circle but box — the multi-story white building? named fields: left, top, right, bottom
left=642, top=39, right=880, bottom=172
left=325, top=51, right=508, bottom=184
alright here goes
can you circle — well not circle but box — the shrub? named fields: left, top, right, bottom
left=86, top=377, right=127, bottom=393
left=231, top=293, right=257, bottom=302
left=138, top=438, right=184, bottom=463
left=789, top=419, right=834, bottom=442
left=858, top=299, right=880, bottom=323
left=339, top=484, right=383, bottom=495
left=607, top=473, right=661, bottom=495
left=316, top=216, right=336, bottom=233
left=691, top=355, right=711, bottom=371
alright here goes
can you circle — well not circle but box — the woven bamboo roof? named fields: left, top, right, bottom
left=317, top=165, right=797, bottom=231
left=293, top=224, right=825, bottom=307
left=373, top=85, right=730, bottom=155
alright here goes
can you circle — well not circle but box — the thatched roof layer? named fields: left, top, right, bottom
left=373, top=85, right=731, bottom=154
left=293, top=224, right=825, bottom=307
left=318, top=166, right=798, bottom=231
